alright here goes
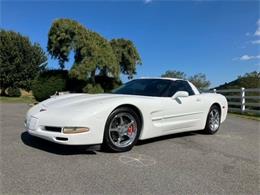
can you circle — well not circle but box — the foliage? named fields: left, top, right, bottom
left=95, top=75, right=122, bottom=93
left=7, top=87, right=21, bottom=97
left=83, top=83, right=104, bottom=94
left=161, top=70, right=187, bottom=79
left=188, top=73, right=210, bottom=89
left=110, top=39, right=142, bottom=79
left=32, top=70, right=67, bottom=101
left=47, top=19, right=141, bottom=90
left=0, top=30, right=47, bottom=95
left=161, top=70, right=210, bottom=89
left=48, top=19, right=119, bottom=80
left=215, top=71, right=260, bottom=89
left=67, top=78, right=87, bottom=93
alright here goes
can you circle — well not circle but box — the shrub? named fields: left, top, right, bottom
left=7, top=87, right=21, bottom=97
left=32, top=70, right=68, bottom=101
left=95, top=75, right=122, bottom=92
left=83, top=84, right=104, bottom=94
left=67, top=78, right=87, bottom=93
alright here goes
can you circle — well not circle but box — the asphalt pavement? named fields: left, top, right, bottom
left=0, top=103, right=259, bottom=194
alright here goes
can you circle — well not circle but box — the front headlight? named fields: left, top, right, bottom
left=63, top=127, right=89, bottom=134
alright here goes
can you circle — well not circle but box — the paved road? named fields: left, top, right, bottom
left=0, top=103, right=259, bottom=194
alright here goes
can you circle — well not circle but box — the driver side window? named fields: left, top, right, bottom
left=168, top=80, right=195, bottom=97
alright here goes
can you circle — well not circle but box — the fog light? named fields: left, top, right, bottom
left=63, top=127, right=89, bottom=134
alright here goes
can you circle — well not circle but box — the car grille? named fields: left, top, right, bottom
left=43, top=126, right=62, bottom=133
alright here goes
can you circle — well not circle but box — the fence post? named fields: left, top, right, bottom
left=240, top=87, right=245, bottom=114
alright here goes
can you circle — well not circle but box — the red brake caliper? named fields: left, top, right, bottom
left=128, top=125, right=134, bottom=135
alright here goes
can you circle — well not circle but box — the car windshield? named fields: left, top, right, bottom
left=112, top=79, right=172, bottom=97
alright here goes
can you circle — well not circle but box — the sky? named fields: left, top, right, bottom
left=1, top=0, right=260, bottom=87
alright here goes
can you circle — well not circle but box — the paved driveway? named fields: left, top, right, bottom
left=0, top=103, right=259, bottom=194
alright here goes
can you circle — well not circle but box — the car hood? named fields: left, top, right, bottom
left=28, top=93, right=157, bottom=121
left=41, top=93, right=129, bottom=109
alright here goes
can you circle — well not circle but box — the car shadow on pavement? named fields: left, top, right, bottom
left=21, top=130, right=205, bottom=154
left=136, top=130, right=203, bottom=146
left=21, top=132, right=97, bottom=155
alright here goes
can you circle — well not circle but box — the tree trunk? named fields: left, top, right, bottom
left=90, top=69, right=96, bottom=85
left=0, top=87, right=7, bottom=96
left=100, top=67, right=108, bottom=77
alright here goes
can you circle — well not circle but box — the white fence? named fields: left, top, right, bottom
left=211, top=88, right=260, bottom=115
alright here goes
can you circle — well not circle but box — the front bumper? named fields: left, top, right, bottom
left=25, top=116, right=104, bottom=145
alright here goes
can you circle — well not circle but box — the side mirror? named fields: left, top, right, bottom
left=172, top=91, right=189, bottom=99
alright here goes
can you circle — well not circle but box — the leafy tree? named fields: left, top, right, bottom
left=47, top=19, right=141, bottom=90
left=7, top=87, right=21, bottom=97
left=189, top=73, right=211, bottom=89
left=95, top=75, right=122, bottom=92
left=110, top=39, right=142, bottom=79
left=83, top=83, right=104, bottom=94
left=215, top=71, right=260, bottom=89
left=48, top=19, right=119, bottom=82
left=0, top=30, right=47, bottom=95
left=161, top=70, right=187, bottom=79
left=161, top=70, right=210, bottom=89
left=237, top=71, right=260, bottom=88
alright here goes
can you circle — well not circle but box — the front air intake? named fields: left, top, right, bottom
left=44, top=126, right=62, bottom=132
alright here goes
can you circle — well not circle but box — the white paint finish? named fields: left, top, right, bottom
left=26, top=78, right=228, bottom=145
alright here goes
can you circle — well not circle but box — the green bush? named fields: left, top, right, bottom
left=83, top=84, right=104, bottom=94
left=95, top=75, right=122, bottom=92
left=7, top=87, right=21, bottom=97
left=32, top=70, right=68, bottom=101
left=67, top=78, right=87, bottom=93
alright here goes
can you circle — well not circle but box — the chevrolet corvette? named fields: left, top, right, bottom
left=25, top=78, right=228, bottom=152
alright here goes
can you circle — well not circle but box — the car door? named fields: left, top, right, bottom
left=151, top=80, right=204, bottom=133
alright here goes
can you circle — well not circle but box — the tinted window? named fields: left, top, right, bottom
left=167, top=80, right=195, bottom=96
left=112, top=79, right=171, bottom=97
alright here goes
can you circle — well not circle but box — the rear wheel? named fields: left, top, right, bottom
left=103, top=107, right=141, bottom=152
left=204, top=105, right=221, bottom=134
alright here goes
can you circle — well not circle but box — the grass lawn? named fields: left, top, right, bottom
left=0, top=96, right=36, bottom=104
left=228, top=112, right=260, bottom=121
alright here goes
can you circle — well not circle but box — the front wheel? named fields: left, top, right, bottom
left=103, top=107, right=141, bottom=152
left=204, top=105, right=221, bottom=134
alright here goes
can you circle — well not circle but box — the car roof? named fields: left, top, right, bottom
left=139, top=77, right=183, bottom=81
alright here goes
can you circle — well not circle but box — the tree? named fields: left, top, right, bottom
left=48, top=19, right=119, bottom=82
left=237, top=71, right=260, bottom=89
left=215, top=71, right=260, bottom=89
left=47, top=19, right=141, bottom=90
left=161, top=70, right=186, bottom=79
left=188, top=73, right=210, bottom=89
left=0, top=30, right=47, bottom=95
left=110, top=39, right=142, bottom=79
left=161, top=70, right=211, bottom=89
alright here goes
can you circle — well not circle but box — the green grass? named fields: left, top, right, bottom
left=0, top=96, right=36, bottom=104
left=229, top=112, right=260, bottom=121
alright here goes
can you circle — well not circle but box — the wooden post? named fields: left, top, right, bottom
left=240, top=87, right=245, bottom=114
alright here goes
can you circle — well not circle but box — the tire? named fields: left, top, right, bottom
left=204, top=105, right=221, bottom=134
left=103, top=107, right=141, bottom=152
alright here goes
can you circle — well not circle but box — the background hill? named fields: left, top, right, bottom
left=214, top=71, right=260, bottom=90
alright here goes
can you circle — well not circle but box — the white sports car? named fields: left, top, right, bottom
left=26, top=78, right=228, bottom=152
